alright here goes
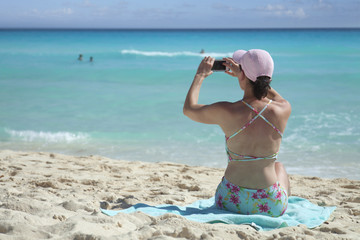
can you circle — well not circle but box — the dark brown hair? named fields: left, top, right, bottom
left=248, top=76, right=272, bottom=100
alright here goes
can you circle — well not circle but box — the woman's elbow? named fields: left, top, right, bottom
left=183, top=104, right=197, bottom=120
left=183, top=105, right=191, bottom=117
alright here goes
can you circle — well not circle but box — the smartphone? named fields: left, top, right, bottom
left=211, top=60, right=226, bottom=71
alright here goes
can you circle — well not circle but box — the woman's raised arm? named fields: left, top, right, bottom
left=183, top=57, right=230, bottom=125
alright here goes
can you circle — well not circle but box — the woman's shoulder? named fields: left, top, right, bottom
left=212, top=101, right=243, bottom=110
left=210, top=101, right=248, bottom=120
left=270, top=98, right=291, bottom=118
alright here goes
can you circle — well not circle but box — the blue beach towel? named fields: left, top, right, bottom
left=101, top=196, right=336, bottom=231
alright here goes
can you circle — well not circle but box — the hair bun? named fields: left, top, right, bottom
left=250, top=76, right=272, bottom=100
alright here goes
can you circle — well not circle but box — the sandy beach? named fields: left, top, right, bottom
left=0, top=150, right=359, bottom=239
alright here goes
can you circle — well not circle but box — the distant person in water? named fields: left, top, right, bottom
left=200, top=49, right=205, bottom=54
left=78, top=54, right=83, bottom=61
left=90, top=56, right=93, bottom=62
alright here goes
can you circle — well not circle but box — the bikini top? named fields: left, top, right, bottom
left=225, top=99, right=283, bottom=162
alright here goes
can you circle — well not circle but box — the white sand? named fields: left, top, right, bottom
left=0, top=150, right=359, bottom=239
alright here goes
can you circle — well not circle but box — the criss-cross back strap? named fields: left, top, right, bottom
left=226, top=100, right=273, bottom=141
left=241, top=100, right=283, bottom=137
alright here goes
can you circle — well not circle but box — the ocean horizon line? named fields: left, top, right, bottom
left=1, top=27, right=359, bottom=32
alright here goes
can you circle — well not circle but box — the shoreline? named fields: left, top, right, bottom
left=0, top=150, right=359, bottom=239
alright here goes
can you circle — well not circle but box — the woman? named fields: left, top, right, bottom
left=183, top=49, right=291, bottom=217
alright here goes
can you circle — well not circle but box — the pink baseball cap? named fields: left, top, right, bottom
left=232, top=49, right=274, bottom=82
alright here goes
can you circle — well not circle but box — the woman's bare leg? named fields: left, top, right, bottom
left=275, top=162, right=291, bottom=196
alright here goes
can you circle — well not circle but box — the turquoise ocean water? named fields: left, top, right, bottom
left=0, top=29, right=359, bottom=179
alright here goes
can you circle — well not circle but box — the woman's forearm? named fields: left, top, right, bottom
left=184, top=56, right=214, bottom=119
left=183, top=74, right=205, bottom=116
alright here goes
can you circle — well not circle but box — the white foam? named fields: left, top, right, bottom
left=120, top=49, right=232, bottom=58
left=5, top=129, right=89, bottom=143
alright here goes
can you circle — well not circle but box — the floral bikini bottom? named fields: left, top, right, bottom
left=215, top=177, right=288, bottom=217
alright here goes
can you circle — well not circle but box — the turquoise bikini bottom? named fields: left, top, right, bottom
left=215, top=177, right=288, bottom=217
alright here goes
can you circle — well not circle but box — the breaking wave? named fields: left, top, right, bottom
left=4, top=129, right=89, bottom=143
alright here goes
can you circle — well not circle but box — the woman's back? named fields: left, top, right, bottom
left=220, top=97, right=290, bottom=189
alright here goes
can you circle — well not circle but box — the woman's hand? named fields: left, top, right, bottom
left=223, top=57, right=241, bottom=78
left=196, top=56, right=215, bottom=78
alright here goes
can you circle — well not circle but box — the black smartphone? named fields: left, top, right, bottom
left=211, top=60, right=226, bottom=71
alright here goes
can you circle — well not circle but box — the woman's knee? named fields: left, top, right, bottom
left=275, top=161, right=285, bottom=169
left=275, top=162, right=287, bottom=176
left=275, top=162, right=291, bottom=195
